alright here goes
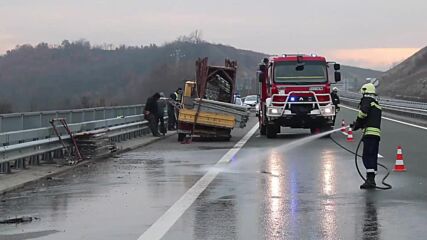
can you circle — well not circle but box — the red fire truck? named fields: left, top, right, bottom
left=257, top=54, right=341, bottom=138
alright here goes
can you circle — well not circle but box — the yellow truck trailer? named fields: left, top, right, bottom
left=177, top=58, right=249, bottom=141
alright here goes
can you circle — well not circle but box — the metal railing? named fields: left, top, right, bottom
left=340, top=91, right=427, bottom=120
left=0, top=104, right=171, bottom=174
left=0, top=115, right=151, bottom=165
left=340, top=91, right=427, bottom=110
left=0, top=105, right=144, bottom=133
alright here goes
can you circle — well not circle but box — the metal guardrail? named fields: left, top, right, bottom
left=0, top=104, right=172, bottom=174
left=340, top=91, right=427, bottom=110
left=0, top=114, right=145, bottom=146
left=0, top=114, right=151, bottom=166
left=0, top=105, right=144, bottom=133
left=340, top=92, right=427, bottom=120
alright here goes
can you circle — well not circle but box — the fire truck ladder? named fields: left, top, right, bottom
left=49, top=118, right=83, bottom=163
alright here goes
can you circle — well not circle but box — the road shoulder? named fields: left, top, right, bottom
left=0, top=132, right=175, bottom=195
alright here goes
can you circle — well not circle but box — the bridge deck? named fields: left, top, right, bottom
left=1, top=109, right=426, bottom=240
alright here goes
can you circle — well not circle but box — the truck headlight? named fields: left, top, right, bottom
left=321, top=105, right=334, bottom=115
left=268, top=107, right=281, bottom=115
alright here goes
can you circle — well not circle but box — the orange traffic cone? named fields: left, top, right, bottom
left=393, top=146, right=406, bottom=172
left=341, top=120, right=346, bottom=132
left=346, top=127, right=354, bottom=142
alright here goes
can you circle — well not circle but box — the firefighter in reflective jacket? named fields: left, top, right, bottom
left=174, top=88, right=183, bottom=102
left=172, top=88, right=183, bottom=126
left=351, top=83, right=382, bottom=189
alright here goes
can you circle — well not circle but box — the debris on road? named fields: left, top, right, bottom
left=0, top=216, right=39, bottom=224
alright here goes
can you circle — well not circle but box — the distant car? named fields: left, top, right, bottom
left=244, top=95, right=259, bottom=108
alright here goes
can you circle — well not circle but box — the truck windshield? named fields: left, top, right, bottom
left=274, top=61, right=327, bottom=84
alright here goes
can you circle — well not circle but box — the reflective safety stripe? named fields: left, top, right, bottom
left=358, top=111, right=367, bottom=118
left=364, top=127, right=381, bottom=136
left=367, top=169, right=376, bottom=173
left=370, top=102, right=382, bottom=109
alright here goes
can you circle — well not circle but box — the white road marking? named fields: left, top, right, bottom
left=339, top=105, right=361, bottom=112
left=137, top=123, right=259, bottom=240
left=341, top=105, right=427, bottom=131
left=382, top=116, right=427, bottom=131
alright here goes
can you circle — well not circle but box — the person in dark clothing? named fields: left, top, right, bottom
left=157, top=92, right=167, bottom=135
left=144, top=92, right=161, bottom=136
left=351, top=83, right=382, bottom=189
left=168, top=93, right=177, bottom=130
left=331, top=87, right=341, bottom=125
left=168, top=88, right=183, bottom=130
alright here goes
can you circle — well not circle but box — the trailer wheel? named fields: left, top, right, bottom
left=178, top=133, right=186, bottom=142
left=266, top=124, right=278, bottom=138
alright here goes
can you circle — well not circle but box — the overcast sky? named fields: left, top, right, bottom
left=1, top=0, right=426, bottom=70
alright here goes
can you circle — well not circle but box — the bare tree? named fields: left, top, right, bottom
left=177, top=30, right=204, bottom=44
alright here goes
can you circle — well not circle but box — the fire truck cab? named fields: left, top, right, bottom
left=257, top=54, right=341, bottom=138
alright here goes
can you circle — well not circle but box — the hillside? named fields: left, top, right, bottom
left=0, top=38, right=381, bottom=113
left=378, top=47, right=427, bottom=101
left=340, top=65, right=383, bottom=91
left=0, top=40, right=265, bottom=112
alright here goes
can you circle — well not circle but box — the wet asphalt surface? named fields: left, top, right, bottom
left=1, top=109, right=427, bottom=240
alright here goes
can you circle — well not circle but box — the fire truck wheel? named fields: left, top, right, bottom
left=321, top=125, right=334, bottom=138
left=266, top=124, right=278, bottom=138
left=260, top=124, right=266, bottom=135
left=310, top=128, right=320, bottom=134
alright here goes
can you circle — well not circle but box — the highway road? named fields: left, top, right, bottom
left=1, top=108, right=427, bottom=240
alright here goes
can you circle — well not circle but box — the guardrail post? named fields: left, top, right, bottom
left=21, top=114, right=24, bottom=130
left=42, top=152, right=48, bottom=163
left=14, top=158, right=26, bottom=169
left=43, top=152, right=54, bottom=164
left=0, top=162, right=11, bottom=174
left=39, top=113, right=43, bottom=128
left=29, top=155, right=38, bottom=165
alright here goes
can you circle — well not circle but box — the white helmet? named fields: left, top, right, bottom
left=332, top=87, right=338, bottom=92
